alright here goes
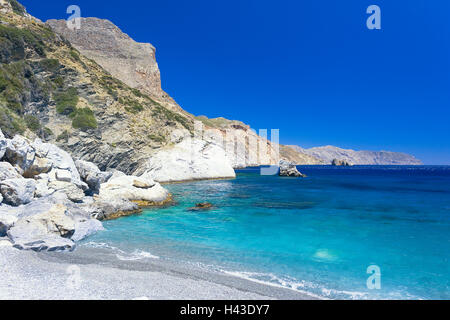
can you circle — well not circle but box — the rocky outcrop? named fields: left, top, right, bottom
left=288, top=145, right=423, bottom=165
left=0, top=129, right=172, bottom=252
left=331, top=159, right=353, bottom=166
left=140, top=138, right=236, bottom=183
left=0, top=178, right=36, bottom=206
left=279, top=160, right=306, bottom=177
left=75, top=160, right=112, bottom=193
left=46, top=18, right=183, bottom=114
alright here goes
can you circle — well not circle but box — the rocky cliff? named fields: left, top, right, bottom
left=0, top=4, right=205, bottom=176
left=288, top=145, right=422, bottom=165
left=46, top=17, right=315, bottom=168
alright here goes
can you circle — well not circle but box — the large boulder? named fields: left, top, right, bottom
left=48, top=181, right=85, bottom=203
left=140, top=138, right=236, bottom=183
left=0, top=162, right=23, bottom=180
left=0, top=211, right=18, bottom=237
left=4, top=135, right=35, bottom=175
left=71, top=219, right=104, bottom=242
left=75, top=160, right=112, bottom=192
left=7, top=203, right=77, bottom=252
left=0, top=178, right=36, bottom=206
left=98, top=175, right=169, bottom=204
left=86, top=197, right=140, bottom=220
left=279, top=160, right=306, bottom=178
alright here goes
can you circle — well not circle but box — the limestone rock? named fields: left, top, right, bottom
left=141, top=138, right=236, bottom=183
left=75, top=160, right=112, bottom=192
left=0, top=162, right=23, bottom=180
left=55, top=169, right=72, bottom=182
left=87, top=197, right=139, bottom=221
left=48, top=181, right=85, bottom=203
left=71, top=219, right=104, bottom=242
left=0, top=178, right=36, bottom=206
left=279, top=160, right=306, bottom=178
left=0, top=212, right=18, bottom=237
left=99, top=175, right=169, bottom=203
left=4, top=135, right=35, bottom=175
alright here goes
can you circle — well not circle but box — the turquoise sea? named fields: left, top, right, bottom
left=84, top=166, right=450, bottom=299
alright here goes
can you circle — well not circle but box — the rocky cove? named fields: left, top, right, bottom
left=0, top=128, right=174, bottom=252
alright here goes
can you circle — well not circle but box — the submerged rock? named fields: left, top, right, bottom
left=188, top=202, right=214, bottom=212
left=279, top=160, right=306, bottom=178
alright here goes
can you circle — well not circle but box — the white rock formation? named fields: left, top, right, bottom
left=99, top=175, right=168, bottom=203
left=141, top=138, right=236, bottom=183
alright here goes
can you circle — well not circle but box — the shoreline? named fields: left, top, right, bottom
left=0, top=245, right=319, bottom=300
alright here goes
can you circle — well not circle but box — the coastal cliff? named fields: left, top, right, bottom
left=288, top=145, right=422, bottom=165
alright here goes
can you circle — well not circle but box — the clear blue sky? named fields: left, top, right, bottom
left=20, top=0, right=450, bottom=164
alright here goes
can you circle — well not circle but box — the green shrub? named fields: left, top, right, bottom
left=148, top=134, right=166, bottom=143
left=8, top=0, right=26, bottom=16
left=71, top=107, right=97, bottom=130
left=40, top=58, right=60, bottom=71
left=119, top=97, right=144, bottom=114
left=54, top=87, right=78, bottom=115
left=24, top=114, right=41, bottom=132
left=52, top=76, right=64, bottom=88
left=69, top=49, right=80, bottom=61
left=0, top=106, right=25, bottom=137
left=152, top=105, right=192, bottom=130
left=0, top=24, right=46, bottom=61
left=56, top=130, right=69, bottom=142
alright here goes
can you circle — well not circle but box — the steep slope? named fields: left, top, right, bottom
left=47, top=17, right=315, bottom=168
left=288, top=145, right=422, bottom=165
left=0, top=3, right=195, bottom=174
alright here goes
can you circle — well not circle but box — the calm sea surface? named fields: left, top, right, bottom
left=84, top=166, right=450, bottom=299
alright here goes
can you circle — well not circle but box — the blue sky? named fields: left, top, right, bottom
left=20, top=0, right=450, bottom=164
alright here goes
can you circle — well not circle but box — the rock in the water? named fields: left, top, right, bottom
left=75, top=160, right=112, bottom=192
left=279, top=160, right=306, bottom=177
left=141, top=138, right=236, bottom=183
left=188, top=202, right=214, bottom=211
left=87, top=197, right=140, bottom=221
left=331, top=159, right=353, bottom=166
left=98, top=175, right=169, bottom=204
left=0, top=178, right=36, bottom=206
left=71, top=219, right=104, bottom=242
left=0, top=162, right=22, bottom=180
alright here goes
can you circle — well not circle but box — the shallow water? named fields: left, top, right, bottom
left=84, top=166, right=450, bottom=299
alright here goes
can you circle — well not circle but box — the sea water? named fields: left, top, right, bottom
left=84, top=166, right=450, bottom=299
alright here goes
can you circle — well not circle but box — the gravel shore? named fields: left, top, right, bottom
left=0, top=245, right=317, bottom=300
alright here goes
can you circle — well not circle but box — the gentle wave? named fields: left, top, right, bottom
left=82, top=242, right=160, bottom=261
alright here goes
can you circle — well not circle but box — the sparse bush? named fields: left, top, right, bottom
left=56, top=130, right=69, bottom=142
left=54, top=87, right=78, bottom=115
left=24, top=114, right=41, bottom=132
left=71, top=107, right=97, bottom=130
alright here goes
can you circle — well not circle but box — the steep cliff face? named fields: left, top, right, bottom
left=288, top=145, right=422, bottom=165
left=46, top=18, right=186, bottom=114
left=47, top=17, right=314, bottom=167
left=0, top=6, right=195, bottom=174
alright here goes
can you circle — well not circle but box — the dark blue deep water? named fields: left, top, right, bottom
left=85, top=166, right=450, bottom=299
